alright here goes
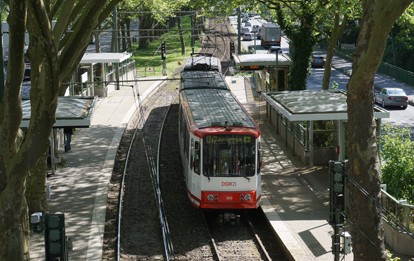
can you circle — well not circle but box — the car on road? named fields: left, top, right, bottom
left=311, top=55, right=325, bottom=68
left=375, top=87, right=408, bottom=109
left=251, top=26, right=259, bottom=34
left=240, top=27, right=250, bottom=36
left=242, top=33, right=253, bottom=41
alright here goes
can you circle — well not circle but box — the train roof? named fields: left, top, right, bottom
left=181, top=88, right=256, bottom=129
left=181, top=70, right=229, bottom=91
left=183, top=54, right=221, bottom=72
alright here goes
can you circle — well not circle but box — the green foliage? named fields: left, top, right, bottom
left=300, top=121, right=335, bottom=148
left=385, top=250, right=401, bottom=261
left=383, top=4, right=414, bottom=71
left=132, top=15, right=201, bottom=76
left=330, top=81, right=339, bottom=90
left=379, top=124, right=414, bottom=204
left=274, top=2, right=317, bottom=90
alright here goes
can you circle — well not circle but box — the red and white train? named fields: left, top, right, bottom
left=178, top=54, right=262, bottom=210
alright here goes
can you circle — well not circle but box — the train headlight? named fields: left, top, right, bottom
left=207, top=194, right=215, bottom=201
left=242, top=194, right=252, bottom=201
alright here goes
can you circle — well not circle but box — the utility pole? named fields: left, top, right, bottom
left=113, top=5, right=120, bottom=90
left=191, top=11, right=194, bottom=54
left=275, top=46, right=280, bottom=90
left=161, top=42, right=167, bottom=76
left=0, top=0, right=4, bottom=103
left=237, top=7, right=241, bottom=54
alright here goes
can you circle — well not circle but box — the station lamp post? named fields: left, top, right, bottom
left=275, top=46, right=281, bottom=91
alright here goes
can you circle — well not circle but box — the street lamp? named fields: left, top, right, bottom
left=274, top=46, right=281, bottom=91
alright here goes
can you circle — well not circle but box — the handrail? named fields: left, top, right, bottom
left=381, top=188, right=414, bottom=234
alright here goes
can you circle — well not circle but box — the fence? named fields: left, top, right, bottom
left=136, top=66, right=160, bottom=77
left=73, top=59, right=137, bottom=97
left=336, top=50, right=414, bottom=88
left=381, top=187, right=414, bottom=233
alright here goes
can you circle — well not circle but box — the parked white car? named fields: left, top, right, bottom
left=374, top=87, right=408, bottom=109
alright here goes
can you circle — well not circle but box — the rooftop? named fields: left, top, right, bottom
left=261, top=90, right=390, bottom=121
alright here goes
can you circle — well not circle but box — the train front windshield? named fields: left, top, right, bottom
left=203, top=135, right=256, bottom=177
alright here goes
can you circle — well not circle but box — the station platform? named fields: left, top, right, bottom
left=30, top=73, right=350, bottom=261
left=29, top=77, right=166, bottom=260
left=227, top=76, right=348, bottom=260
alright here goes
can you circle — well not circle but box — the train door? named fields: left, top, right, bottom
left=189, top=136, right=202, bottom=200
left=256, top=139, right=262, bottom=203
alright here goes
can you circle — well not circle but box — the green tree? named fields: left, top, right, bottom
left=272, top=0, right=317, bottom=90
left=379, top=124, right=414, bottom=203
left=346, top=1, right=412, bottom=260
left=0, top=1, right=123, bottom=259
left=256, top=0, right=360, bottom=91
left=320, top=0, right=361, bottom=90
left=383, top=5, right=414, bottom=71
left=256, top=0, right=332, bottom=90
left=132, top=0, right=189, bottom=50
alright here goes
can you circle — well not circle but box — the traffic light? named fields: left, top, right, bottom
left=45, top=213, right=67, bottom=260
left=329, top=160, right=346, bottom=224
left=161, top=42, right=166, bottom=60
left=230, top=41, right=235, bottom=58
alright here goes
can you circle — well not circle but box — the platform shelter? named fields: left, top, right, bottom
left=21, top=82, right=97, bottom=175
left=260, top=90, right=389, bottom=165
left=76, top=52, right=133, bottom=97
left=233, top=53, right=293, bottom=91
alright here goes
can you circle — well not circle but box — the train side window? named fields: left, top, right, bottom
left=194, top=141, right=200, bottom=174
left=190, top=139, right=200, bottom=175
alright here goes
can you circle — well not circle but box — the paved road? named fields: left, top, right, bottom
left=322, top=54, right=414, bottom=136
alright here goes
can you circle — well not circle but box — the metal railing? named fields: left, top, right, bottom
left=381, top=187, right=414, bottom=233
left=136, top=66, right=159, bottom=77
left=336, top=50, right=414, bottom=88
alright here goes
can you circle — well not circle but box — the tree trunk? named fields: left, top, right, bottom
left=1, top=1, right=123, bottom=259
left=26, top=152, right=48, bottom=214
left=275, top=4, right=316, bottom=90
left=125, top=18, right=132, bottom=51
left=0, top=180, right=30, bottom=261
left=346, top=1, right=412, bottom=259
left=177, top=16, right=185, bottom=55
left=0, top=1, right=30, bottom=259
left=322, top=3, right=346, bottom=90
left=120, top=22, right=127, bottom=51
left=138, top=13, right=153, bottom=49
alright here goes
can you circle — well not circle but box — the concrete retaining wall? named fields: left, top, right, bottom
left=384, top=221, right=414, bottom=256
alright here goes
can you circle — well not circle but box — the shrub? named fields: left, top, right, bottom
left=379, top=124, right=414, bottom=204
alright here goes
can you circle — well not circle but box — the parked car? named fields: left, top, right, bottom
left=244, top=21, right=252, bottom=27
left=374, top=87, right=408, bottom=109
left=251, top=26, right=259, bottom=34
left=311, top=56, right=325, bottom=68
left=243, top=33, right=253, bottom=41
left=240, top=27, right=250, bottom=36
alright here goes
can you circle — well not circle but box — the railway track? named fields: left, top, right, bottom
left=203, top=211, right=272, bottom=261
left=101, top=78, right=179, bottom=260
left=203, top=17, right=234, bottom=74
left=102, top=17, right=290, bottom=261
